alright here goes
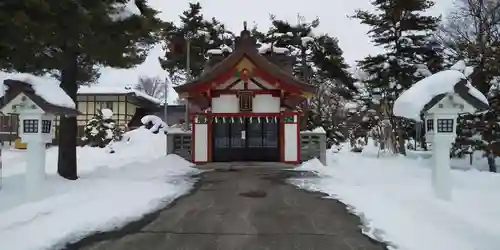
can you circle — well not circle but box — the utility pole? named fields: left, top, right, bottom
left=184, top=36, right=191, bottom=131
left=164, top=74, right=170, bottom=155
left=297, top=13, right=310, bottom=130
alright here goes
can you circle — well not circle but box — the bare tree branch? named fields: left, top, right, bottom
left=135, top=75, right=166, bottom=98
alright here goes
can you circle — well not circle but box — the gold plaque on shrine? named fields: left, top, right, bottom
left=237, top=91, right=253, bottom=112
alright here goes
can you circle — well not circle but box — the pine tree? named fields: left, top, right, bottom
left=263, top=15, right=355, bottom=147
left=352, top=0, right=443, bottom=154
left=82, top=109, right=123, bottom=148
left=439, top=0, right=500, bottom=172
left=161, top=2, right=232, bottom=84
left=0, top=0, right=163, bottom=179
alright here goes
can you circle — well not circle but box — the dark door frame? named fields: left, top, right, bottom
left=212, top=116, right=280, bottom=162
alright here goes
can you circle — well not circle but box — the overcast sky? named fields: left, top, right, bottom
left=99, top=0, right=455, bottom=101
left=149, top=0, right=455, bottom=65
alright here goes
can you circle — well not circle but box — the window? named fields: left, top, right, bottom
left=0, top=115, right=14, bottom=132
left=23, top=119, right=38, bottom=133
left=77, top=125, right=85, bottom=138
left=96, top=101, right=113, bottom=111
left=41, top=120, right=52, bottom=133
left=437, top=119, right=454, bottom=133
left=238, top=91, right=253, bottom=112
left=426, top=119, right=434, bottom=131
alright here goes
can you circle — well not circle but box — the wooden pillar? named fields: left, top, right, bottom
left=296, top=112, right=301, bottom=163
left=279, top=111, right=285, bottom=162
left=207, top=110, right=213, bottom=162
left=191, top=113, right=195, bottom=163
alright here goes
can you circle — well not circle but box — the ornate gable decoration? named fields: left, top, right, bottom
left=234, top=57, right=255, bottom=82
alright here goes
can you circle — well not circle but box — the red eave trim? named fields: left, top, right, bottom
left=186, top=69, right=237, bottom=95
left=212, top=89, right=281, bottom=97
left=190, top=111, right=300, bottom=117
left=254, top=68, right=304, bottom=95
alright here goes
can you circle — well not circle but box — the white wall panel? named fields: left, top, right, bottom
left=284, top=123, right=298, bottom=162
left=194, top=124, right=208, bottom=162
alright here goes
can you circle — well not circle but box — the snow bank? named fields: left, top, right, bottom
left=0, top=71, right=76, bottom=109
left=290, top=144, right=500, bottom=250
left=0, top=155, right=198, bottom=250
left=0, top=127, right=199, bottom=250
left=301, top=127, right=326, bottom=134
left=2, top=127, right=167, bottom=179
left=394, top=70, right=488, bottom=120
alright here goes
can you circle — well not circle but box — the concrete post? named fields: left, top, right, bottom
left=319, top=133, right=327, bottom=166
left=432, top=136, right=453, bottom=200
left=166, top=133, right=175, bottom=155
left=25, top=141, right=46, bottom=196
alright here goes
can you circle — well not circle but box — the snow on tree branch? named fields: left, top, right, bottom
left=109, top=0, right=142, bottom=22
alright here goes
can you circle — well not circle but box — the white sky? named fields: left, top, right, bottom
left=151, top=0, right=454, bottom=65
left=99, top=0, right=455, bottom=102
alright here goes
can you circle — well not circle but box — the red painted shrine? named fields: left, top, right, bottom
left=173, top=26, right=315, bottom=163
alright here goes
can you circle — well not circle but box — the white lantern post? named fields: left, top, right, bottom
left=1, top=94, right=65, bottom=196
left=424, top=112, right=457, bottom=200
left=395, top=66, right=489, bottom=201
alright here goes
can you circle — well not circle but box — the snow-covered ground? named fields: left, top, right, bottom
left=291, top=143, right=500, bottom=250
left=0, top=127, right=200, bottom=250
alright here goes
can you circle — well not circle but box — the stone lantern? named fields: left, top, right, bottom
left=420, top=80, right=488, bottom=200
left=395, top=68, right=489, bottom=201
left=0, top=79, right=78, bottom=194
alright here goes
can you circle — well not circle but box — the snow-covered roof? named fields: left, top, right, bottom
left=78, top=86, right=161, bottom=104
left=394, top=69, right=489, bottom=120
left=0, top=72, right=76, bottom=109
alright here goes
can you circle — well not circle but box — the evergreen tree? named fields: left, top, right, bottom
left=352, top=0, right=443, bottom=154
left=263, top=15, right=355, bottom=147
left=82, top=109, right=124, bottom=148
left=439, top=0, right=500, bottom=172
left=0, top=0, right=163, bottom=179
left=161, top=2, right=233, bottom=84
left=264, top=15, right=355, bottom=92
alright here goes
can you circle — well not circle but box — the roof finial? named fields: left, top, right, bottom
left=243, top=21, right=247, bottom=31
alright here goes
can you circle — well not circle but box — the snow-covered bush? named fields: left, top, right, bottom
left=350, top=138, right=366, bottom=153
left=141, top=115, right=167, bottom=134
left=81, top=108, right=124, bottom=147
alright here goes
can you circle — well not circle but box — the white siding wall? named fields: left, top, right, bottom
left=212, top=95, right=239, bottom=113
left=194, top=123, right=208, bottom=162
left=253, top=94, right=280, bottom=113
left=284, top=123, right=298, bottom=162
left=212, top=94, right=280, bottom=113
left=427, top=94, right=474, bottom=115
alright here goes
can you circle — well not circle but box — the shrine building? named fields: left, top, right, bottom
left=174, top=26, right=315, bottom=164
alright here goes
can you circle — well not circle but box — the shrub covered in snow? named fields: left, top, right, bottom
left=141, top=115, right=166, bottom=134
left=82, top=109, right=124, bottom=147
left=350, top=138, right=366, bottom=153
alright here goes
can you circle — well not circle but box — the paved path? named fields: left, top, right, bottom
left=71, top=166, right=387, bottom=250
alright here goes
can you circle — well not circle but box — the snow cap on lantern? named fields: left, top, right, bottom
left=394, top=62, right=488, bottom=142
